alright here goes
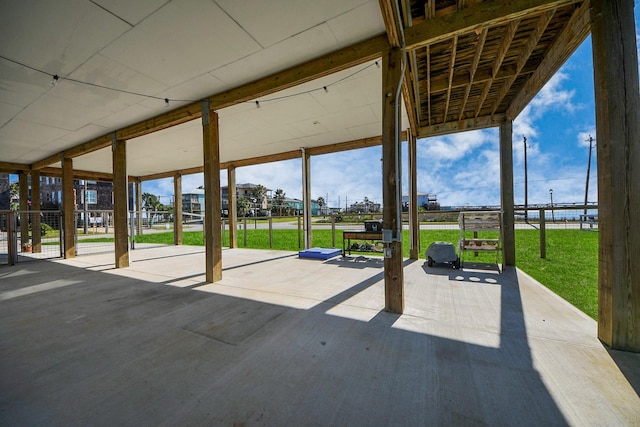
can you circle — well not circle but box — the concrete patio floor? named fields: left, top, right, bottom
left=1, top=245, right=638, bottom=426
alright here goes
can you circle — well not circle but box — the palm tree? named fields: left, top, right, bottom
left=316, top=196, right=325, bottom=216
left=273, top=189, right=286, bottom=216
left=250, top=184, right=267, bottom=214
left=237, top=197, right=251, bottom=217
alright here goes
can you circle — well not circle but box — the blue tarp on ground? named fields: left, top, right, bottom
left=298, top=247, right=342, bottom=260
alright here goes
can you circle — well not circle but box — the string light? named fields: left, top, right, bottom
left=1, top=54, right=381, bottom=109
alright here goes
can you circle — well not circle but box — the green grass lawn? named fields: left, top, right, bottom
left=118, top=227, right=601, bottom=319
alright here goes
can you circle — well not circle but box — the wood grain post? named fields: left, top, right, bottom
left=408, top=128, right=419, bottom=259
left=591, top=0, right=640, bottom=351
left=112, top=136, right=129, bottom=268
left=31, top=170, right=41, bottom=253
left=499, top=120, right=516, bottom=267
left=18, top=172, right=29, bottom=251
left=227, top=166, right=237, bottom=248
left=62, top=157, right=76, bottom=259
left=202, top=102, right=222, bottom=282
left=174, top=173, right=182, bottom=245
left=382, top=47, right=405, bottom=314
left=301, top=148, right=312, bottom=249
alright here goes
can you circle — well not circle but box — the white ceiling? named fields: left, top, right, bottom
left=0, top=0, right=406, bottom=177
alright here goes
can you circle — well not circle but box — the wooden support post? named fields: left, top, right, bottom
left=174, top=173, right=183, bottom=245
left=31, top=170, right=41, bottom=253
left=18, top=172, right=29, bottom=251
left=136, top=178, right=143, bottom=235
left=408, top=129, right=419, bottom=259
left=202, top=102, right=222, bottom=282
left=62, top=157, right=76, bottom=259
left=302, top=148, right=312, bottom=249
left=112, top=136, right=129, bottom=268
left=382, top=47, right=405, bottom=314
left=539, top=208, right=546, bottom=259
left=227, top=166, right=237, bottom=248
left=591, top=0, right=640, bottom=351
left=499, top=120, right=516, bottom=266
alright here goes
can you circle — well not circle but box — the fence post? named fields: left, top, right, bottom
left=7, top=212, right=17, bottom=265
left=269, top=217, right=273, bottom=248
left=59, top=212, right=64, bottom=258
left=539, top=208, right=546, bottom=259
left=331, top=215, right=336, bottom=248
left=243, top=217, right=247, bottom=246
left=297, top=215, right=301, bottom=249
left=130, top=211, right=135, bottom=250
left=221, top=219, right=226, bottom=247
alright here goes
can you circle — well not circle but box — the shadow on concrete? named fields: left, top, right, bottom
left=0, top=255, right=573, bottom=425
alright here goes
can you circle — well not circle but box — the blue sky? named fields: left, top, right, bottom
left=134, top=14, right=638, bottom=209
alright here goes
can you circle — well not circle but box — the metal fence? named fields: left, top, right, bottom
left=75, top=210, right=115, bottom=256
left=0, top=210, right=63, bottom=265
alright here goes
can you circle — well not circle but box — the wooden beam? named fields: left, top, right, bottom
left=202, top=105, right=222, bottom=283
left=382, top=47, right=405, bottom=314
left=418, top=114, right=505, bottom=138
left=499, top=120, right=515, bottom=266
left=459, top=27, right=487, bottom=120
left=443, top=35, right=459, bottom=122
left=19, top=172, right=29, bottom=251
left=301, top=148, right=312, bottom=249
left=208, top=35, right=389, bottom=111
left=136, top=178, right=143, bottom=235
left=112, top=138, right=129, bottom=268
left=118, top=104, right=202, bottom=141
left=173, top=174, right=182, bottom=245
left=305, top=133, right=403, bottom=156
left=507, top=1, right=590, bottom=119
left=408, top=129, right=419, bottom=260
left=62, top=157, right=75, bottom=259
left=39, top=167, right=114, bottom=181
left=0, top=161, right=30, bottom=173
left=492, top=10, right=554, bottom=115
left=404, top=0, right=581, bottom=51
left=221, top=150, right=300, bottom=170
left=591, top=0, right=640, bottom=351
left=136, top=166, right=204, bottom=182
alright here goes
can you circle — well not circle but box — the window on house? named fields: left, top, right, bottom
left=85, top=190, right=97, bottom=204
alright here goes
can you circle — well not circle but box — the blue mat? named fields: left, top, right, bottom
left=298, top=247, right=342, bottom=260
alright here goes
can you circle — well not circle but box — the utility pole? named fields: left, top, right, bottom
left=584, top=135, right=594, bottom=216
left=523, top=136, right=528, bottom=221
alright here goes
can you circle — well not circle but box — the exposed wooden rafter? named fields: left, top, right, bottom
left=405, top=0, right=581, bottom=51
left=507, top=1, right=590, bottom=119
left=459, top=27, right=488, bottom=120
left=443, top=35, right=459, bottom=122
left=475, top=20, right=519, bottom=117
left=492, top=10, right=555, bottom=115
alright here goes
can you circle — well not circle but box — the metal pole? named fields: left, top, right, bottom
left=549, top=189, right=555, bottom=223
left=523, top=136, right=528, bottom=221
left=584, top=135, right=594, bottom=216
left=539, top=208, right=546, bottom=258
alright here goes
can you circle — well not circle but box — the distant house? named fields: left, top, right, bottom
left=182, top=189, right=204, bottom=214
left=0, top=174, right=121, bottom=211
left=183, top=183, right=272, bottom=216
